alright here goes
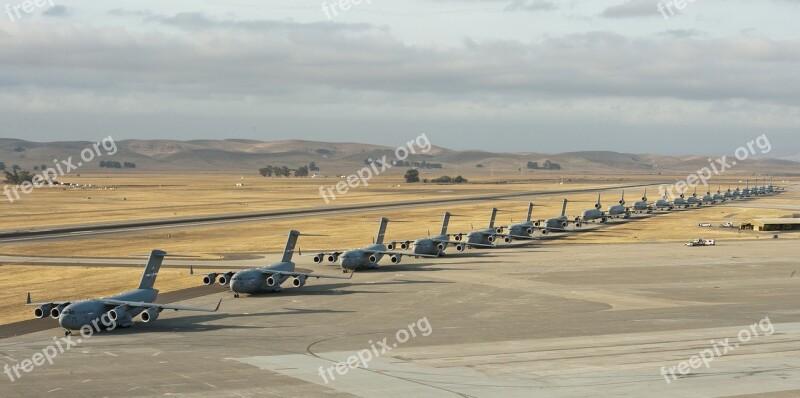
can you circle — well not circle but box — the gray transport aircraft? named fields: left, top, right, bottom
left=533, top=199, right=582, bottom=233
left=204, top=230, right=353, bottom=298
left=654, top=194, right=674, bottom=211
left=388, top=212, right=473, bottom=256
left=497, top=203, right=540, bottom=241
left=606, top=191, right=631, bottom=218
left=453, top=208, right=507, bottom=248
left=632, top=189, right=652, bottom=214
left=713, top=185, right=726, bottom=202
left=577, top=194, right=607, bottom=223
left=28, top=250, right=221, bottom=336
left=313, top=217, right=436, bottom=271
left=702, top=189, right=716, bottom=204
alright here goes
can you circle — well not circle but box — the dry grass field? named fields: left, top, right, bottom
left=0, top=172, right=795, bottom=326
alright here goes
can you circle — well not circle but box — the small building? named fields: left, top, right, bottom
left=747, top=218, right=800, bottom=232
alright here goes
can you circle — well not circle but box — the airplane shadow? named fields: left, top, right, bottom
left=111, top=308, right=356, bottom=334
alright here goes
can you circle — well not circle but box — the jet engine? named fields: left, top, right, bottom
left=390, top=255, right=402, bottom=264
left=369, top=255, right=379, bottom=263
left=456, top=244, right=466, bottom=252
left=327, top=254, right=339, bottom=263
left=292, top=275, right=307, bottom=287
left=109, top=306, right=130, bottom=322
left=218, top=272, right=235, bottom=286
left=313, top=253, right=325, bottom=263
left=140, top=308, right=160, bottom=323
left=202, top=273, right=218, bottom=285
left=34, top=304, right=52, bottom=319
left=50, top=304, right=67, bottom=319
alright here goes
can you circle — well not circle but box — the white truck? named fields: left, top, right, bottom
left=686, top=238, right=716, bottom=247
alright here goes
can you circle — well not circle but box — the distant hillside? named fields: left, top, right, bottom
left=1, top=138, right=799, bottom=176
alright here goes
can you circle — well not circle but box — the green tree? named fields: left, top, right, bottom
left=295, top=166, right=310, bottom=177
left=404, top=169, right=420, bottom=183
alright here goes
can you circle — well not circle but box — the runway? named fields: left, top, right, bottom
left=1, top=239, right=798, bottom=397
left=0, top=182, right=660, bottom=244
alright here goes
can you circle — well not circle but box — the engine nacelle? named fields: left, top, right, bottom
left=575, top=222, right=582, bottom=228
left=526, top=227, right=533, bottom=235
left=369, top=255, right=379, bottom=264
left=266, top=274, right=284, bottom=287
left=387, top=242, right=396, bottom=250
left=202, top=273, right=218, bottom=286
left=390, top=255, right=402, bottom=264
left=456, top=244, right=466, bottom=252
left=109, top=306, right=130, bottom=322
left=504, top=236, right=512, bottom=243
left=541, top=229, right=549, bottom=235
left=313, top=253, right=325, bottom=263
left=327, top=254, right=339, bottom=263
left=595, top=203, right=602, bottom=209
left=487, top=235, right=496, bottom=243
left=140, top=308, right=160, bottom=323
left=400, top=241, right=410, bottom=250
left=533, top=221, right=541, bottom=227
left=437, top=243, right=445, bottom=251
left=495, top=228, right=504, bottom=234
left=453, top=234, right=463, bottom=242
left=34, top=304, right=52, bottom=319
left=50, top=304, right=67, bottom=319
left=292, top=275, right=307, bottom=287
left=218, top=272, right=235, bottom=286
left=561, top=221, right=568, bottom=228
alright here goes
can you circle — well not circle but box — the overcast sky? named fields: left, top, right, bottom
left=0, top=0, right=798, bottom=156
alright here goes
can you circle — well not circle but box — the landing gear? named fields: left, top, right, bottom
left=64, top=329, right=72, bottom=337
left=234, top=293, right=240, bottom=298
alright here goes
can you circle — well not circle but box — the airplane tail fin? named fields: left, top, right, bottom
left=526, top=203, right=534, bottom=223
left=560, top=199, right=568, bottom=217
left=375, top=217, right=389, bottom=245
left=488, top=208, right=498, bottom=229
left=138, top=250, right=167, bottom=290
left=440, top=212, right=451, bottom=236
left=281, top=230, right=300, bottom=263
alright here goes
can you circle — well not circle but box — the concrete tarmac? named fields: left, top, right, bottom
left=1, top=239, right=799, bottom=397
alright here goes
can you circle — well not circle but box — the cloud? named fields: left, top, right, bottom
left=42, top=5, right=69, bottom=17
left=601, top=0, right=659, bottom=18
left=504, top=0, right=558, bottom=12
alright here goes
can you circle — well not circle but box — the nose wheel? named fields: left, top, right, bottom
left=64, top=329, right=72, bottom=336
left=233, top=293, right=240, bottom=298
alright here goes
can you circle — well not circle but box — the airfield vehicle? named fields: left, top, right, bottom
left=686, top=238, right=716, bottom=247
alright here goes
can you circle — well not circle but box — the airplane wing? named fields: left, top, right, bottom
left=262, top=270, right=354, bottom=280
left=365, top=250, right=439, bottom=258
left=99, top=298, right=222, bottom=313
left=499, top=233, right=537, bottom=240
left=26, top=301, right=71, bottom=307
left=433, top=240, right=496, bottom=248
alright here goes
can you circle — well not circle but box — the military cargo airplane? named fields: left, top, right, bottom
left=632, top=189, right=652, bottom=214
left=313, top=217, right=436, bottom=271
left=452, top=208, right=508, bottom=248
left=28, top=250, right=221, bottom=335
left=204, top=230, right=353, bottom=298
left=386, top=212, right=472, bottom=256
left=577, top=194, right=607, bottom=223
left=654, top=194, right=674, bottom=211
left=607, top=191, right=631, bottom=218
left=532, top=199, right=582, bottom=234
